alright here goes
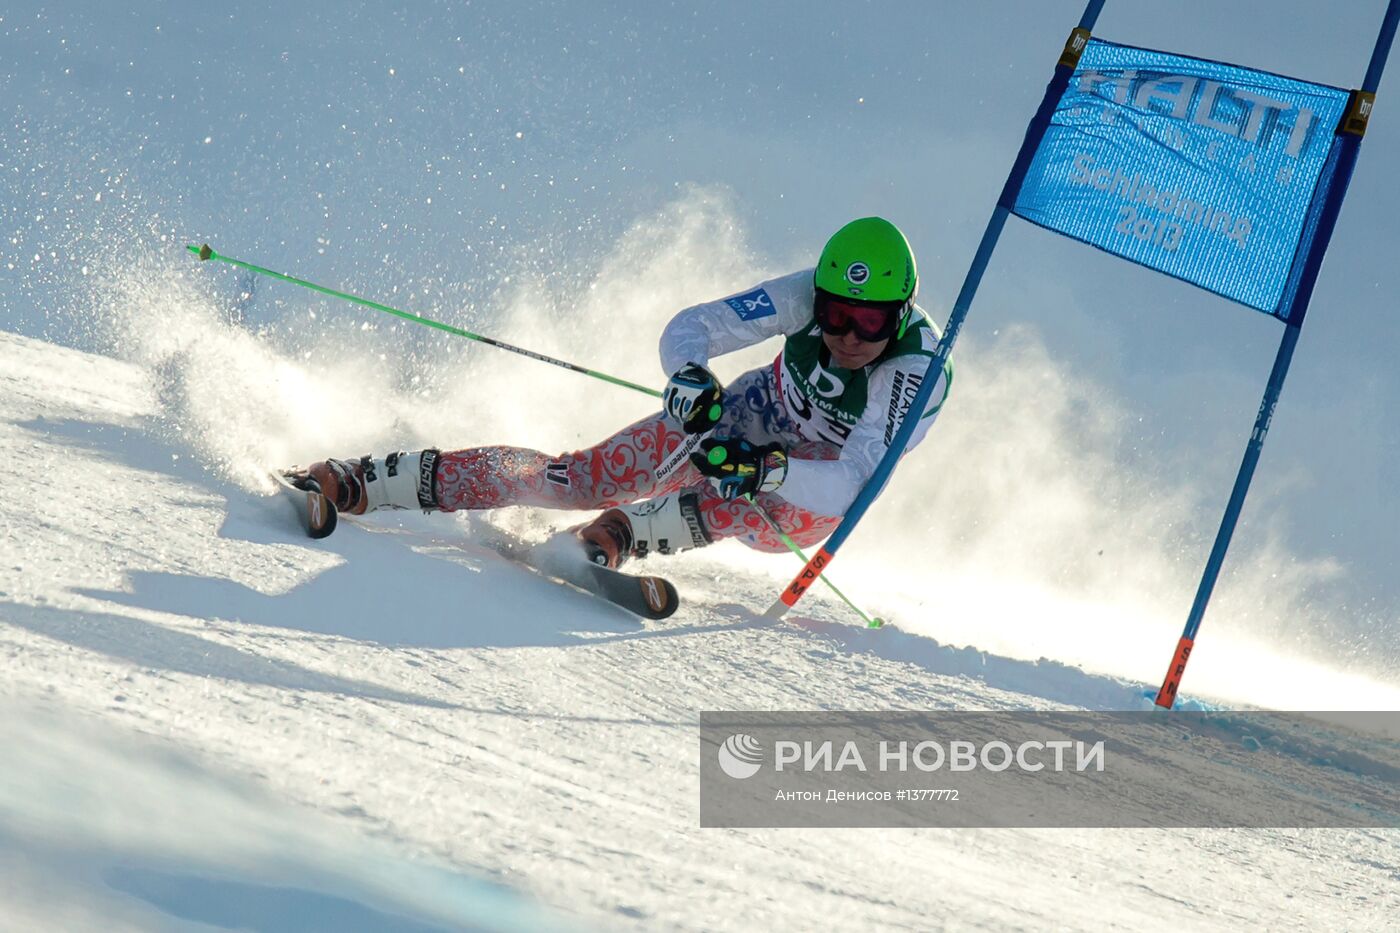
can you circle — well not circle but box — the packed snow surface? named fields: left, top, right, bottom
left=2, top=324, right=1398, bottom=929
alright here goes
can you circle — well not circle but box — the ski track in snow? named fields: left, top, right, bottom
left=2, top=328, right=1398, bottom=931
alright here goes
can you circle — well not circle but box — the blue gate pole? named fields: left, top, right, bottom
left=1155, top=0, right=1399, bottom=708
left=766, top=0, right=1107, bottom=616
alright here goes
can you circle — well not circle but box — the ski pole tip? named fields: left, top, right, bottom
left=186, top=243, right=214, bottom=261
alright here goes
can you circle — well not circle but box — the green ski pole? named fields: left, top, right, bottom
left=744, top=496, right=885, bottom=628
left=188, top=244, right=660, bottom=398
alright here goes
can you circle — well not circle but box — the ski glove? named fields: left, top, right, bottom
left=663, top=362, right=724, bottom=434
left=690, top=437, right=788, bottom=501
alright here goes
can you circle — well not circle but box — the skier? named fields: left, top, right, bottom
left=296, top=217, right=952, bottom=568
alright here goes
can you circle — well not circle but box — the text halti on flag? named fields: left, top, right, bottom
left=1011, top=39, right=1352, bottom=317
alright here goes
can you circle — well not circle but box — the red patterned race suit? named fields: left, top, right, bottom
left=434, top=366, right=840, bottom=552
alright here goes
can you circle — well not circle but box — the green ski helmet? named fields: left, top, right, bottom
left=814, top=216, right=918, bottom=338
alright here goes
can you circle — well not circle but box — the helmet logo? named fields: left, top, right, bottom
left=845, top=262, right=870, bottom=285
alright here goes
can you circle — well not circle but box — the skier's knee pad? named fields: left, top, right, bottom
left=362, top=449, right=440, bottom=511
left=617, top=492, right=713, bottom=557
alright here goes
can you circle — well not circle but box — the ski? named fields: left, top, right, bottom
left=529, top=548, right=680, bottom=621
left=266, top=470, right=676, bottom=619
left=269, top=470, right=338, bottom=539
left=582, top=563, right=680, bottom=621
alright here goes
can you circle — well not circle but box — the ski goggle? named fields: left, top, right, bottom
left=813, top=291, right=908, bottom=342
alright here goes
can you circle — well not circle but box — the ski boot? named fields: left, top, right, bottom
left=578, top=510, right=634, bottom=568
left=291, top=450, right=440, bottom=515
left=574, top=492, right=713, bottom=569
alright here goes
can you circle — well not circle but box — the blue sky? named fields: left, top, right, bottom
left=2, top=1, right=1396, bottom=659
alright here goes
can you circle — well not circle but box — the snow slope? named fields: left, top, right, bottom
left=3, top=329, right=1399, bottom=930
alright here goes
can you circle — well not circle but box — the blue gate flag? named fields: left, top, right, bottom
left=1010, top=40, right=1353, bottom=317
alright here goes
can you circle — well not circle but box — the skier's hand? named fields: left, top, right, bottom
left=690, top=437, right=788, bottom=501
left=663, top=362, right=724, bottom=434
